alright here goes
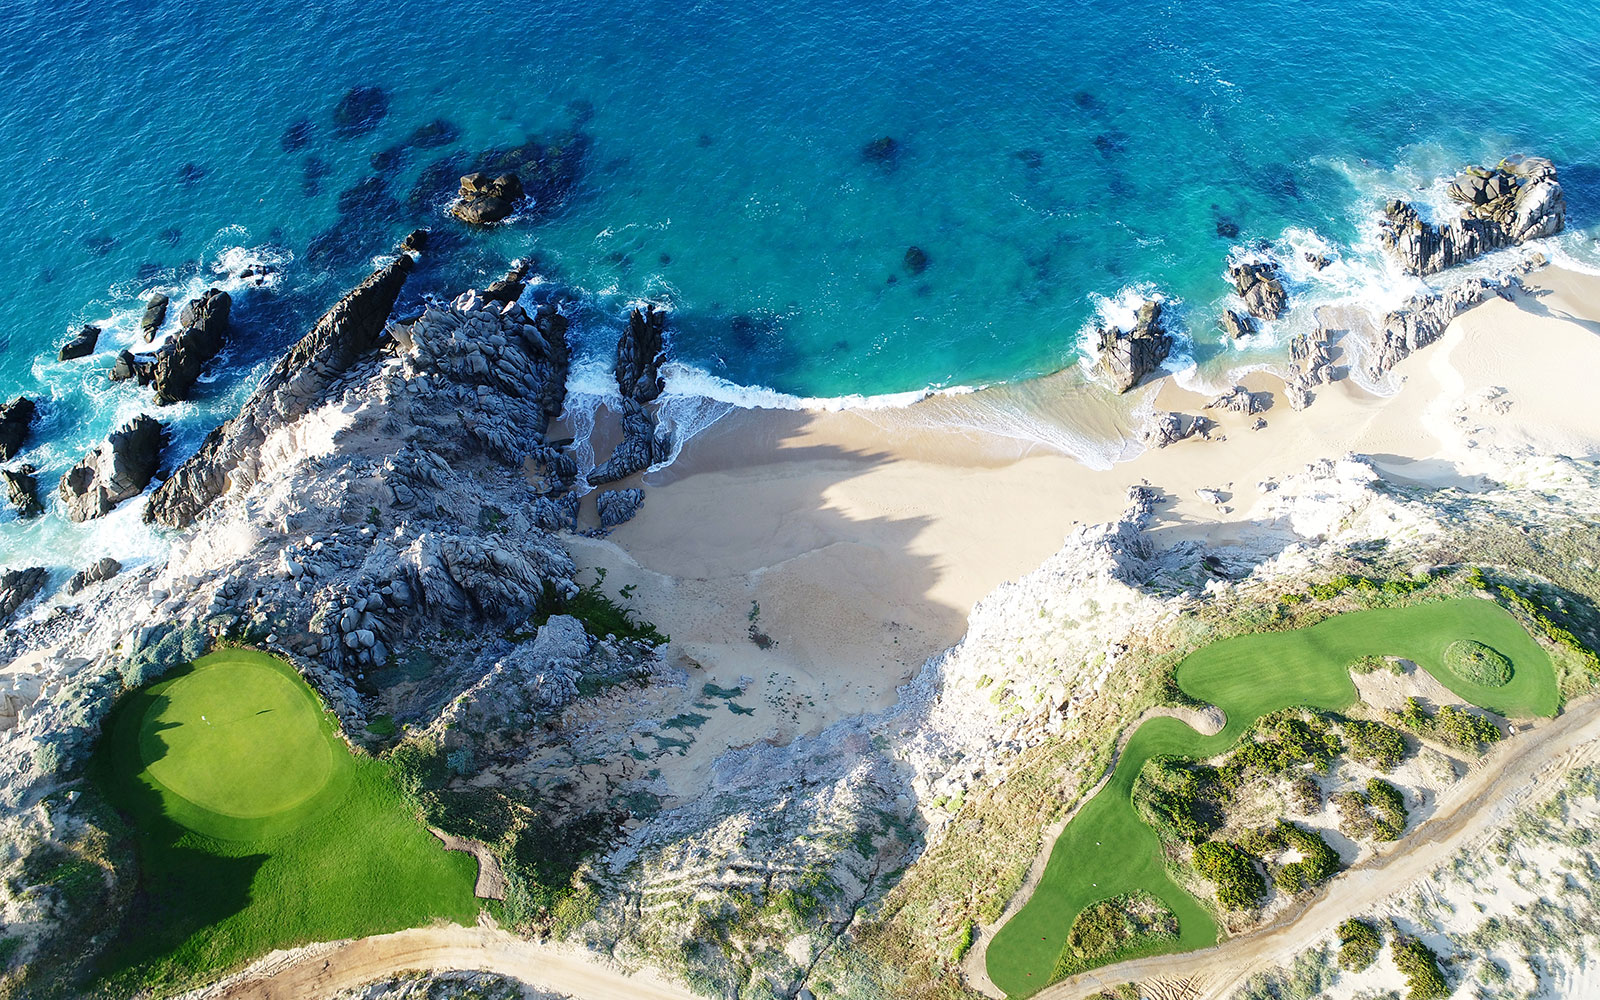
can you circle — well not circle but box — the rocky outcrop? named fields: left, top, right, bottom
left=1364, top=276, right=1511, bottom=379
left=57, top=325, right=98, bottom=361
left=1379, top=156, right=1565, bottom=276
left=332, top=85, right=389, bottom=138
left=1142, top=412, right=1214, bottom=449
left=151, top=289, right=231, bottom=404
left=481, top=261, right=529, bottom=303
left=0, top=567, right=47, bottom=622
left=1218, top=309, right=1255, bottom=340
left=64, top=557, right=121, bottom=596
left=139, top=293, right=169, bottom=341
left=59, top=414, right=165, bottom=522
left=1092, top=299, right=1171, bottom=393
left=0, top=398, right=34, bottom=461
left=146, top=252, right=414, bottom=527
left=1, top=466, right=41, bottom=519
left=616, top=305, right=667, bottom=404
left=596, top=488, right=645, bottom=531
left=451, top=172, right=523, bottom=224
left=1228, top=260, right=1288, bottom=320
left=1204, top=385, right=1270, bottom=415
left=1284, top=326, right=1340, bottom=410
left=591, top=400, right=671, bottom=484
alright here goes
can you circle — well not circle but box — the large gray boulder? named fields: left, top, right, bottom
left=616, top=305, right=667, bottom=403
left=1092, top=298, right=1172, bottom=393
left=1228, top=260, right=1288, bottom=321
left=451, top=172, right=524, bottom=224
left=65, top=557, right=122, bottom=596
left=151, top=289, right=231, bottom=404
left=57, top=325, right=99, bottom=361
left=1, top=465, right=41, bottom=519
left=59, top=414, right=165, bottom=522
left=596, top=488, right=644, bottom=531
left=140, top=292, right=169, bottom=341
left=0, top=567, right=47, bottom=622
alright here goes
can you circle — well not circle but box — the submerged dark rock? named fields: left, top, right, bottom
left=0, top=397, right=35, bottom=461
left=59, top=413, right=166, bottom=522
left=140, top=292, right=169, bottom=341
left=65, top=556, right=122, bottom=596
left=302, top=155, right=332, bottom=197
left=1380, top=156, right=1565, bottom=275
left=903, top=246, right=929, bottom=276
left=1, top=464, right=41, bottom=519
left=409, top=119, right=461, bottom=148
left=1092, top=298, right=1172, bottom=394
left=58, top=325, right=99, bottom=361
left=861, top=136, right=901, bottom=170
left=147, top=248, right=415, bottom=527
left=332, top=85, right=390, bottom=138
left=1215, top=218, right=1240, bottom=239
left=178, top=163, right=206, bottom=187
left=281, top=116, right=314, bottom=152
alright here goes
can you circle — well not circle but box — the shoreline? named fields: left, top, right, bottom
left=563, top=264, right=1600, bottom=803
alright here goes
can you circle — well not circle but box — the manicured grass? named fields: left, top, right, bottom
left=92, top=649, right=478, bottom=997
left=985, top=598, right=1557, bottom=997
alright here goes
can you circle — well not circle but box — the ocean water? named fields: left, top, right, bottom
left=1, top=0, right=1598, bottom=571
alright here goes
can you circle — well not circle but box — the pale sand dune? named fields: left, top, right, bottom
left=570, top=267, right=1600, bottom=801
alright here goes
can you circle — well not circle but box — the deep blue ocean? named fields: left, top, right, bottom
left=1, top=0, right=1598, bottom=569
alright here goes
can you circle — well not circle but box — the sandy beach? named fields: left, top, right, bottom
left=567, top=265, right=1600, bottom=800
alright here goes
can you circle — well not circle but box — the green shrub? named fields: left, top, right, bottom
left=1334, top=779, right=1408, bottom=842
left=1336, top=917, right=1381, bottom=972
left=533, top=573, right=668, bottom=646
left=1193, top=841, right=1267, bottom=911
left=1343, top=719, right=1408, bottom=771
left=1496, top=583, right=1600, bottom=674
left=1244, top=821, right=1342, bottom=894
left=951, top=920, right=975, bottom=964
left=1443, top=639, right=1513, bottom=686
left=1393, top=936, right=1449, bottom=999
left=1055, top=893, right=1178, bottom=976
left=1133, top=756, right=1218, bottom=841
left=1436, top=705, right=1502, bottom=749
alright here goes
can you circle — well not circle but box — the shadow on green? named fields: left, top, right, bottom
left=89, top=649, right=478, bottom=997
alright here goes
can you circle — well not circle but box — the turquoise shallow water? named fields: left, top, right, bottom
left=0, top=0, right=1598, bottom=567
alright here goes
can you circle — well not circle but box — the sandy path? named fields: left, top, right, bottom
left=1035, top=695, right=1600, bottom=1000
left=183, top=926, right=696, bottom=1000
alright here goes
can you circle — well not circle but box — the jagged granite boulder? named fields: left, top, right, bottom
left=403, top=531, right=577, bottom=619
left=616, top=305, right=666, bottom=403
left=57, top=325, right=99, bottom=361
left=1380, top=156, right=1564, bottom=275
left=451, top=172, right=523, bottom=224
left=1218, top=309, right=1255, bottom=340
left=1, top=465, right=41, bottom=519
left=532, top=492, right=580, bottom=533
left=147, top=251, right=414, bottom=527
left=65, top=557, right=121, bottom=596
left=1366, top=276, right=1511, bottom=378
left=596, top=488, right=644, bottom=531
left=0, top=397, right=35, bottom=460
left=60, top=414, right=165, bottom=522
left=1092, top=299, right=1171, bottom=393
left=482, top=260, right=529, bottom=303
left=151, top=289, right=231, bottom=404
left=1142, top=412, right=1213, bottom=449
left=1205, top=385, right=1270, bottom=415
left=1228, top=260, right=1288, bottom=320
left=0, top=567, right=47, bottom=622
left=591, top=399, right=671, bottom=483
left=140, top=292, right=169, bottom=341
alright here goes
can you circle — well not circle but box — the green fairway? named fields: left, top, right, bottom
left=93, top=649, right=478, bottom=996
left=986, top=598, right=1558, bottom=997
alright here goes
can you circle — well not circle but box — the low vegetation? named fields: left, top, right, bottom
left=1242, top=821, right=1342, bottom=894
left=1395, top=696, right=1503, bottom=751
left=1342, top=718, right=1408, bottom=771
left=1392, top=935, right=1449, bottom=999
left=1192, top=841, right=1266, bottom=911
left=1053, top=892, right=1177, bottom=978
left=1442, top=639, right=1513, bottom=687
left=1336, top=917, right=1381, bottom=972
left=1335, top=778, right=1408, bottom=842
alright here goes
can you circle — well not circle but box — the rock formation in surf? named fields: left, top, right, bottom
left=1379, top=156, right=1565, bottom=275
left=1092, top=298, right=1172, bottom=393
left=58, top=414, right=165, bottom=522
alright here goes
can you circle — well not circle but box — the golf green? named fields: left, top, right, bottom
left=986, top=598, right=1558, bottom=997
left=128, top=649, right=352, bottom=840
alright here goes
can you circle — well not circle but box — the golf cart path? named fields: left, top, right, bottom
left=1035, top=693, right=1600, bottom=1000
left=182, top=925, right=697, bottom=1000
